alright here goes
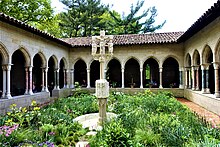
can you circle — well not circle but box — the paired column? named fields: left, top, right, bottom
left=70, top=69, right=74, bottom=88
left=87, top=68, right=91, bottom=88
left=194, top=66, right=200, bottom=91
left=201, top=64, right=210, bottom=93
left=63, top=69, right=68, bottom=88
left=213, top=62, right=220, bottom=97
left=179, top=67, right=184, bottom=88
left=54, top=68, right=60, bottom=90
left=1, top=65, right=8, bottom=98
left=191, top=66, right=196, bottom=90
left=25, top=66, right=33, bottom=95
left=185, top=67, right=191, bottom=89
left=159, top=67, right=163, bottom=88
left=121, top=68, right=124, bottom=88
left=0, top=64, right=12, bottom=99
left=41, top=67, right=49, bottom=92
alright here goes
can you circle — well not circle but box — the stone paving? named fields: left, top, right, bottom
left=177, top=98, right=220, bottom=128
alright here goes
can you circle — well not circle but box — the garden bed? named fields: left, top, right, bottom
left=0, top=90, right=220, bottom=146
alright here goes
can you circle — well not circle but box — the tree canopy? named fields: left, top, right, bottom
left=0, top=0, right=53, bottom=25
left=0, top=0, right=166, bottom=37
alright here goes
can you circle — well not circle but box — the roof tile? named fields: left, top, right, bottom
left=62, top=32, right=184, bottom=47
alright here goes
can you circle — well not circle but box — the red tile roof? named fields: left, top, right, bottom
left=62, top=32, right=184, bottom=47
left=0, top=0, right=219, bottom=47
left=0, top=13, right=72, bottom=47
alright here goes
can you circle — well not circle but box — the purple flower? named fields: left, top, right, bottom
left=48, top=132, right=55, bottom=135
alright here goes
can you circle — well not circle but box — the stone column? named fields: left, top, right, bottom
left=70, top=69, right=74, bottom=88
left=191, top=66, right=196, bottom=90
left=140, top=68, right=143, bottom=88
left=188, top=69, right=192, bottom=89
left=201, top=64, right=206, bottom=93
left=25, top=67, right=29, bottom=94
left=65, top=69, right=69, bottom=88
left=56, top=68, right=60, bottom=90
left=185, top=67, right=189, bottom=89
left=63, top=69, right=67, bottom=88
left=41, top=67, right=45, bottom=91
left=201, top=64, right=210, bottom=93
left=213, top=62, right=220, bottom=97
left=121, top=67, right=125, bottom=88
left=54, top=69, right=57, bottom=89
left=1, top=65, right=7, bottom=98
left=44, top=67, right=49, bottom=92
left=6, top=64, right=12, bottom=99
left=205, top=64, right=210, bottom=94
left=159, top=67, right=163, bottom=88
left=28, top=66, right=33, bottom=95
left=194, top=66, right=200, bottom=91
left=179, top=67, right=184, bottom=88
left=87, top=69, right=91, bottom=88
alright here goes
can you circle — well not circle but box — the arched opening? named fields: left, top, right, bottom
left=125, top=58, right=140, bottom=88
left=185, top=54, right=192, bottom=88
left=162, top=57, right=179, bottom=88
left=59, top=59, right=65, bottom=89
left=74, top=59, right=87, bottom=87
left=193, top=50, right=202, bottom=90
left=11, top=50, right=26, bottom=96
left=48, top=56, right=56, bottom=96
left=0, top=54, right=2, bottom=97
left=203, top=46, right=214, bottom=94
left=33, top=54, right=43, bottom=93
left=143, top=58, right=159, bottom=88
left=90, top=60, right=100, bottom=87
left=208, top=51, right=214, bottom=94
left=107, top=59, right=121, bottom=88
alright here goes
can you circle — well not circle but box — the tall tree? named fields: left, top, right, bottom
left=0, top=0, right=53, bottom=25
left=59, top=0, right=108, bottom=37
left=109, top=0, right=166, bottom=34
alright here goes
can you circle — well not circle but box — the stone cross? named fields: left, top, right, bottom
left=91, top=30, right=113, bottom=124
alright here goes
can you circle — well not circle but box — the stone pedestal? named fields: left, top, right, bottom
left=95, top=79, right=109, bottom=124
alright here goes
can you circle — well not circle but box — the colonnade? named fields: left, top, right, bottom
left=184, top=62, right=220, bottom=98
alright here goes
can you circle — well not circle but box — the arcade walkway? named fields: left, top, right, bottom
left=177, top=98, right=220, bottom=128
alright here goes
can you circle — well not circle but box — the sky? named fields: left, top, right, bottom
left=51, top=0, right=218, bottom=33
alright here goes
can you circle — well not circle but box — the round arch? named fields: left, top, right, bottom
left=185, top=53, right=192, bottom=67
left=90, top=60, right=100, bottom=87
left=162, top=57, right=179, bottom=88
left=48, top=55, right=58, bottom=69
left=124, top=58, right=140, bottom=88
left=33, top=53, right=44, bottom=93
left=192, top=50, right=200, bottom=66
left=107, top=58, right=122, bottom=88
left=47, top=55, right=58, bottom=96
left=73, top=58, right=87, bottom=69
left=12, top=47, right=31, bottom=66
left=0, top=42, right=9, bottom=64
left=123, top=56, right=140, bottom=68
left=214, top=38, right=220, bottom=62
left=202, top=45, right=213, bottom=64
left=11, top=49, right=27, bottom=96
left=59, top=57, right=68, bottom=69
left=35, top=52, right=47, bottom=67
left=74, top=59, right=87, bottom=87
left=143, top=58, right=159, bottom=88
left=142, top=56, right=160, bottom=68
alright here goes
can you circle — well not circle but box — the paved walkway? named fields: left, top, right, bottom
left=177, top=98, right=220, bottom=128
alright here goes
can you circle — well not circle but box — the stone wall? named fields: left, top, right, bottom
left=0, top=92, right=54, bottom=115
left=184, top=89, right=220, bottom=115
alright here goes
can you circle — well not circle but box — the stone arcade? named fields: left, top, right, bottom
left=0, top=1, right=220, bottom=115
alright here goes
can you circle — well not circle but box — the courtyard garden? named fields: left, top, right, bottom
left=0, top=90, right=220, bottom=146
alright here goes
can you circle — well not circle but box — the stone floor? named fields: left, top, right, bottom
left=177, top=98, right=220, bottom=128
